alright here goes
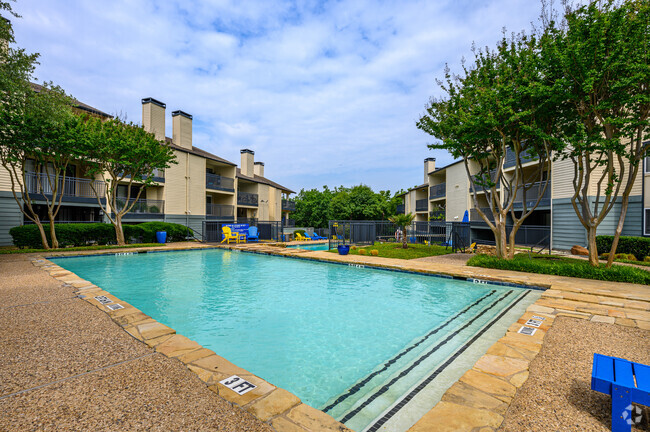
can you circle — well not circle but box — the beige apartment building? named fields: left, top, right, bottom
left=399, top=150, right=647, bottom=250
left=0, top=94, right=295, bottom=246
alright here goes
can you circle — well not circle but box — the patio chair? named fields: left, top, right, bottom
left=591, top=353, right=650, bottom=432
left=312, top=232, right=326, bottom=240
left=295, top=232, right=310, bottom=241
left=221, top=226, right=239, bottom=244
left=248, top=226, right=259, bottom=242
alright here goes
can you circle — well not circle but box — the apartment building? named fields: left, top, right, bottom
left=399, top=151, right=646, bottom=250
left=0, top=93, right=295, bottom=246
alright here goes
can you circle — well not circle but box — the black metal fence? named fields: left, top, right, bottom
left=327, top=220, right=550, bottom=252
left=203, top=219, right=283, bottom=243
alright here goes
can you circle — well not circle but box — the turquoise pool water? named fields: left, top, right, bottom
left=53, top=249, right=538, bottom=431
left=288, top=243, right=331, bottom=251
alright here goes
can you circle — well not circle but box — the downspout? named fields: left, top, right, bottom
left=186, top=152, right=190, bottom=231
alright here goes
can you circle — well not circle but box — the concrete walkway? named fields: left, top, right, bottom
left=0, top=253, right=273, bottom=431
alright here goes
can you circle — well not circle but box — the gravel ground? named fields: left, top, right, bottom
left=412, top=252, right=472, bottom=265
left=0, top=353, right=273, bottom=432
left=0, top=255, right=273, bottom=431
left=499, top=317, right=650, bottom=432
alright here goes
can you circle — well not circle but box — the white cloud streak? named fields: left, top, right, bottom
left=11, top=0, right=542, bottom=193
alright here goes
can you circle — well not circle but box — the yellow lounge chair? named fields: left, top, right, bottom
left=221, top=226, right=242, bottom=244
left=295, top=232, right=311, bottom=241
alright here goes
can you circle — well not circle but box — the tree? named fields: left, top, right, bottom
left=83, top=117, right=176, bottom=245
left=418, top=32, right=562, bottom=259
left=541, top=0, right=650, bottom=266
left=388, top=213, right=415, bottom=249
left=293, top=186, right=333, bottom=228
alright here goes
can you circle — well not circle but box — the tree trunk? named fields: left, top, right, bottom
left=493, top=220, right=508, bottom=259
left=606, top=194, right=630, bottom=268
left=114, top=214, right=126, bottom=246
left=47, top=212, right=59, bottom=249
left=587, top=225, right=599, bottom=266
left=36, top=221, right=50, bottom=250
left=402, top=224, right=408, bottom=249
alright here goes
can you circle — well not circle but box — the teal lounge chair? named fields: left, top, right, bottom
left=312, top=232, right=326, bottom=240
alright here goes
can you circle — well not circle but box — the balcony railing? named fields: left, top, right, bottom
left=396, top=204, right=405, bottom=214
left=237, top=192, right=258, bottom=207
left=512, top=181, right=551, bottom=209
left=470, top=207, right=495, bottom=223
left=470, top=170, right=500, bottom=192
left=114, top=198, right=164, bottom=214
left=416, top=199, right=428, bottom=212
left=429, top=183, right=446, bottom=200
left=206, top=203, right=234, bottom=218
left=206, top=173, right=235, bottom=192
left=429, top=210, right=445, bottom=221
left=26, top=172, right=105, bottom=200
left=504, top=148, right=537, bottom=169
left=282, top=199, right=296, bottom=211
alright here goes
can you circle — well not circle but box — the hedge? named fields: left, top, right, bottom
left=467, top=253, right=650, bottom=285
left=596, top=235, right=650, bottom=261
left=9, top=222, right=192, bottom=249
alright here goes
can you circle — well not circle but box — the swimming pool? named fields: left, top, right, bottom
left=53, top=249, right=539, bottom=431
left=287, top=243, right=331, bottom=251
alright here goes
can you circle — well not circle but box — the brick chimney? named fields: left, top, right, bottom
left=241, top=149, right=254, bottom=177
left=141, top=98, right=166, bottom=141
left=172, top=110, right=192, bottom=150
left=424, top=157, right=436, bottom=183
left=254, top=161, right=264, bottom=177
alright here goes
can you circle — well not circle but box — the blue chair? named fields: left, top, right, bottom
left=303, top=232, right=316, bottom=240
left=247, top=226, right=259, bottom=242
left=591, top=353, right=650, bottom=432
left=312, top=232, right=326, bottom=240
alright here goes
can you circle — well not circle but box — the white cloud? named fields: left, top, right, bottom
left=10, top=0, right=542, bottom=193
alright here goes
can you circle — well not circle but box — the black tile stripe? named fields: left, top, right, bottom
left=365, top=290, right=531, bottom=432
left=339, top=289, right=519, bottom=425
left=322, top=289, right=498, bottom=413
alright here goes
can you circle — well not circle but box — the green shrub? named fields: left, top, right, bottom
left=467, top=253, right=650, bottom=285
left=645, top=256, right=650, bottom=263
left=9, top=222, right=192, bottom=248
left=596, top=235, right=650, bottom=261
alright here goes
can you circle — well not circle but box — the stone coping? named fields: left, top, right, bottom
left=32, top=243, right=650, bottom=432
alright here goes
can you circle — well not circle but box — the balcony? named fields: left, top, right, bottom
left=26, top=172, right=106, bottom=204
left=429, top=210, right=445, bottom=221
left=429, top=183, right=446, bottom=200
left=415, top=199, right=428, bottom=212
left=512, top=181, right=551, bottom=209
left=470, top=170, right=500, bottom=192
left=284, top=219, right=296, bottom=227
left=470, top=207, right=495, bottom=223
left=282, top=199, right=296, bottom=211
left=206, top=173, right=235, bottom=192
left=206, top=203, right=234, bottom=218
left=504, top=148, right=537, bottom=169
left=237, top=191, right=258, bottom=207
left=122, top=169, right=165, bottom=183
left=396, top=204, right=405, bottom=214
left=115, top=198, right=164, bottom=215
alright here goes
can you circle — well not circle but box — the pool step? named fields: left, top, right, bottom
left=324, top=289, right=528, bottom=432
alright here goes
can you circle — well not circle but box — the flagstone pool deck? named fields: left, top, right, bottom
left=0, top=241, right=648, bottom=431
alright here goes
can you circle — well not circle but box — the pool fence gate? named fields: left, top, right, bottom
left=203, top=220, right=284, bottom=243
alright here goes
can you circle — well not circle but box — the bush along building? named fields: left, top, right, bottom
left=399, top=151, right=647, bottom=251
left=0, top=94, right=295, bottom=246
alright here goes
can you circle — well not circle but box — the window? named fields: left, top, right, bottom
left=645, top=157, right=650, bottom=174
left=645, top=209, right=650, bottom=236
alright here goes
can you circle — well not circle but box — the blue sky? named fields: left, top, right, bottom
left=11, top=0, right=543, bottom=194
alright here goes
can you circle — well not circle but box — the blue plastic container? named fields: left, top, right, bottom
left=156, top=231, right=167, bottom=244
left=337, top=245, right=350, bottom=255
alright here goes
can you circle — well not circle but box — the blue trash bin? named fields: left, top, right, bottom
left=156, top=231, right=167, bottom=244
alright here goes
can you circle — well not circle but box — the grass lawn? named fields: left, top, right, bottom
left=467, top=253, right=650, bottom=285
left=327, top=241, right=453, bottom=259
left=0, top=243, right=163, bottom=255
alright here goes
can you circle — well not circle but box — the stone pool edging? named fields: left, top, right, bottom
left=29, top=256, right=352, bottom=432
left=31, top=243, right=650, bottom=432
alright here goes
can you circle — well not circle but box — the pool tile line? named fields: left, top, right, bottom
left=365, top=290, right=531, bottom=431
left=338, top=290, right=518, bottom=425
left=30, top=256, right=352, bottom=432
left=322, top=289, right=499, bottom=414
